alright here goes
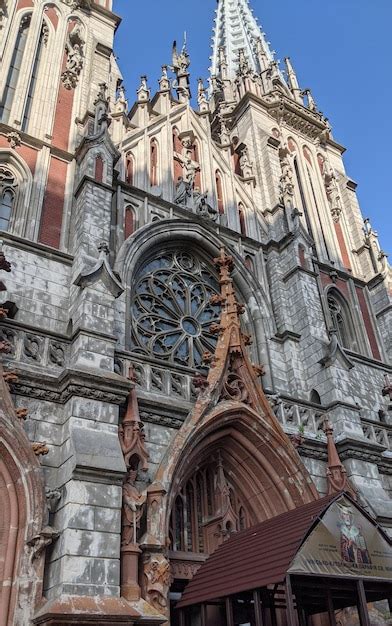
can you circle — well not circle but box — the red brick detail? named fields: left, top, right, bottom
left=231, top=147, right=241, bottom=176
left=124, top=206, right=135, bottom=239
left=191, top=141, right=201, bottom=190
left=51, top=21, right=77, bottom=152
left=95, top=155, right=104, bottom=183
left=334, top=221, right=352, bottom=271
left=355, top=286, right=381, bottom=360
left=0, top=137, right=38, bottom=175
left=303, top=146, right=312, bottom=166
left=45, top=5, right=59, bottom=30
left=17, top=0, right=33, bottom=8
left=38, top=156, right=67, bottom=248
left=298, top=244, right=308, bottom=269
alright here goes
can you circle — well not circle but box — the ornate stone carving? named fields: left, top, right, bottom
left=49, top=341, right=66, bottom=367
left=61, top=23, right=85, bottom=90
left=6, top=131, right=21, bottom=149
left=170, top=560, right=202, bottom=580
left=23, top=334, right=43, bottom=361
left=32, top=442, right=49, bottom=457
left=74, top=242, right=124, bottom=298
left=46, top=487, right=61, bottom=513
left=61, top=0, right=91, bottom=12
left=239, top=145, right=254, bottom=179
left=27, top=527, right=59, bottom=564
left=279, top=145, right=295, bottom=204
left=143, top=554, right=172, bottom=612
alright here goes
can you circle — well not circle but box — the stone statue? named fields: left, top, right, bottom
left=171, top=39, right=190, bottom=75
left=239, top=146, right=253, bottom=178
left=61, top=23, right=85, bottom=90
left=174, top=176, right=192, bottom=206
left=122, top=470, right=146, bottom=546
left=194, top=190, right=218, bottom=221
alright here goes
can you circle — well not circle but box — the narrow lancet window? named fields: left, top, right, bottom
left=0, top=15, right=31, bottom=124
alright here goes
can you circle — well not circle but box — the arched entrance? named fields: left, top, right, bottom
left=0, top=363, right=46, bottom=626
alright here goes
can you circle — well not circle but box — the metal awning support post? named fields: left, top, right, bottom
left=200, top=603, right=206, bottom=626
left=285, top=575, right=298, bottom=626
left=225, top=597, right=234, bottom=626
left=253, top=590, right=263, bottom=626
left=357, top=580, right=370, bottom=626
left=326, top=588, right=337, bottom=626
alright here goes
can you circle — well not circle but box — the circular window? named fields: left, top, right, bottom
left=130, top=250, right=221, bottom=369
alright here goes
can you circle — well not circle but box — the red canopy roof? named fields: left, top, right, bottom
left=178, top=493, right=342, bottom=608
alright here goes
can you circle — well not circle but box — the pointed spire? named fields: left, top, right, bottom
left=284, top=57, right=303, bottom=103
left=119, top=367, right=149, bottom=473
left=323, top=419, right=355, bottom=497
left=210, top=0, right=274, bottom=80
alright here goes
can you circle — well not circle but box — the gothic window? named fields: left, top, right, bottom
left=130, top=249, right=221, bottom=369
left=0, top=15, right=31, bottom=124
left=124, top=205, right=135, bottom=239
left=22, top=22, right=47, bottom=132
left=169, top=455, right=250, bottom=555
left=238, top=202, right=246, bottom=236
left=0, top=166, right=17, bottom=231
left=215, top=170, right=224, bottom=214
left=125, top=153, right=134, bottom=185
left=150, top=138, right=158, bottom=187
left=327, top=290, right=355, bottom=350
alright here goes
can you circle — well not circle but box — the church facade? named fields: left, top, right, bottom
left=0, top=0, right=391, bottom=624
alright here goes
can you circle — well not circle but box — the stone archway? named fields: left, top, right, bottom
left=0, top=364, right=47, bottom=626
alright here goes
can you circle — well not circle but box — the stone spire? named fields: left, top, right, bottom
left=210, top=0, right=274, bottom=80
left=323, top=419, right=355, bottom=498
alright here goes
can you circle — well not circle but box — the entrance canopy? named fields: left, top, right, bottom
left=178, top=492, right=392, bottom=609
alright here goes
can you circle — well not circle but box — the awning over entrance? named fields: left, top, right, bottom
left=178, top=492, right=392, bottom=609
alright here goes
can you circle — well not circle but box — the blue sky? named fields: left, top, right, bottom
left=113, top=0, right=392, bottom=254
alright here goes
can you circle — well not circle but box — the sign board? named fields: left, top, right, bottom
left=289, top=495, right=392, bottom=580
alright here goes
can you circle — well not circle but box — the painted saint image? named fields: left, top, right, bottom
left=338, top=505, right=371, bottom=565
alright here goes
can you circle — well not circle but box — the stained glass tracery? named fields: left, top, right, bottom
left=130, top=250, right=221, bottom=369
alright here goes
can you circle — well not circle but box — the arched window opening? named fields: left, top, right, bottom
left=130, top=249, right=221, bottom=369
left=215, top=170, right=224, bottom=214
left=0, top=166, right=17, bottom=231
left=94, top=155, right=104, bottom=183
left=327, top=290, right=356, bottom=350
left=150, top=138, right=158, bottom=187
left=125, top=153, right=134, bottom=186
left=124, top=205, right=135, bottom=239
left=169, top=454, right=251, bottom=555
left=298, top=244, right=308, bottom=269
left=303, top=146, right=313, bottom=167
left=244, top=255, right=254, bottom=272
left=22, top=22, right=47, bottom=132
left=310, top=389, right=321, bottom=405
left=0, top=14, right=31, bottom=124
left=238, top=203, right=246, bottom=236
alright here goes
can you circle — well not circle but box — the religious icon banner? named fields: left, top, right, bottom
left=288, top=495, right=392, bottom=580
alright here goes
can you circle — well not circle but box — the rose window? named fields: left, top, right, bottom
left=131, top=250, right=221, bottom=369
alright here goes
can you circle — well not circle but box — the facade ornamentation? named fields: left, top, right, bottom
left=6, top=131, right=21, bottom=148
left=324, top=165, right=343, bottom=222
left=143, top=554, right=172, bottom=612
left=27, top=527, right=60, bottom=564
left=61, top=22, right=85, bottom=90
left=239, top=146, right=254, bottom=179
left=32, top=442, right=49, bottom=456
left=279, top=145, right=295, bottom=205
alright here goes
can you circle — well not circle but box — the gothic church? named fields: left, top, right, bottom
left=0, top=0, right=391, bottom=624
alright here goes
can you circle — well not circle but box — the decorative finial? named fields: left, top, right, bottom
left=323, top=418, right=354, bottom=497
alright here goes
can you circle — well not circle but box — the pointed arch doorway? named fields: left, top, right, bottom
left=166, top=403, right=319, bottom=625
